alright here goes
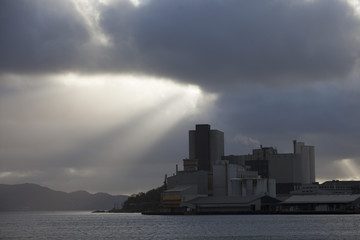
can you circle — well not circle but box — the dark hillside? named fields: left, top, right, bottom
left=0, top=183, right=128, bottom=211
left=121, top=185, right=165, bottom=212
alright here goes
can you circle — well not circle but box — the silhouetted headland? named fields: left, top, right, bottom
left=0, top=183, right=128, bottom=211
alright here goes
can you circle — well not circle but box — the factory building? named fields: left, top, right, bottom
left=213, top=161, right=276, bottom=198
left=162, top=124, right=277, bottom=210
left=158, top=124, right=360, bottom=214
left=166, top=170, right=209, bottom=197
left=223, top=140, right=315, bottom=194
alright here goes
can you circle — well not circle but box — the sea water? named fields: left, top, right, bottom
left=1, top=212, right=359, bottom=239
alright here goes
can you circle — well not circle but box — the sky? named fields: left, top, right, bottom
left=1, top=0, right=360, bottom=195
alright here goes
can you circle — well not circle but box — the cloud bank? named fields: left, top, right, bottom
left=1, top=0, right=360, bottom=193
left=2, top=0, right=360, bottom=89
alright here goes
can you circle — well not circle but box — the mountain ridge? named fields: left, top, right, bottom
left=0, top=183, right=128, bottom=211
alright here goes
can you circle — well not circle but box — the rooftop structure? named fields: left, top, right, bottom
left=291, top=180, right=360, bottom=195
left=281, top=194, right=360, bottom=212
left=182, top=195, right=280, bottom=213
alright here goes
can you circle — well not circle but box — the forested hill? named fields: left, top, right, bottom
left=0, top=183, right=128, bottom=211
left=121, top=185, right=165, bottom=212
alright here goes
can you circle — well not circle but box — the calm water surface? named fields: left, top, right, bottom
left=1, top=212, right=359, bottom=239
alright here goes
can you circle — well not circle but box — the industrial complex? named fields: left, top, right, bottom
left=158, top=124, right=360, bottom=214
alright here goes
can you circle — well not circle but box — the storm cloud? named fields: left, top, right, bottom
left=2, top=0, right=360, bottom=88
left=1, top=0, right=360, bottom=194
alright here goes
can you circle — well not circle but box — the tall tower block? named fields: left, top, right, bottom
left=189, top=124, right=224, bottom=171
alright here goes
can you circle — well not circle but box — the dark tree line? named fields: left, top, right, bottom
left=120, top=185, right=166, bottom=212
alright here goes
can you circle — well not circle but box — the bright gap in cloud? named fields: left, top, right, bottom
left=56, top=74, right=213, bottom=183
left=54, top=73, right=214, bottom=137
left=333, top=158, right=360, bottom=180
left=317, top=158, right=360, bottom=183
left=55, top=73, right=211, bottom=118
left=0, top=73, right=217, bottom=187
left=338, top=158, right=360, bottom=179
left=72, top=0, right=110, bottom=46
left=0, top=171, right=41, bottom=179
left=57, top=73, right=215, bottom=168
left=72, top=0, right=143, bottom=46
left=129, top=0, right=141, bottom=7
left=346, top=0, right=360, bottom=16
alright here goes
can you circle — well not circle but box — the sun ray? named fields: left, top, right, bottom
left=72, top=0, right=110, bottom=46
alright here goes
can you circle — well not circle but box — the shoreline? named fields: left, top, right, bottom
left=142, top=210, right=360, bottom=215
left=92, top=209, right=360, bottom=215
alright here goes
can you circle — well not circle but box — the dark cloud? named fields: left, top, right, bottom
left=124, top=0, right=360, bottom=89
left=1, top=0, right=360, bottom=90
left=216, top=84, right=360, bottom=136
left=211, top=82, right=360, bottom=181
left=0, top=0, right=88, bottom=73
left=1, top=0, right=360, bottom=193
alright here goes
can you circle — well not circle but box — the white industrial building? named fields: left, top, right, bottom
left=223, top=140, right=315, bottom=194
left=213, top=161, right=276, bottom=198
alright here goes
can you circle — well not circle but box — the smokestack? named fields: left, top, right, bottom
left=293, top=140, right=297, bottom=154
left=176, top=164, right=178, bottom=174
